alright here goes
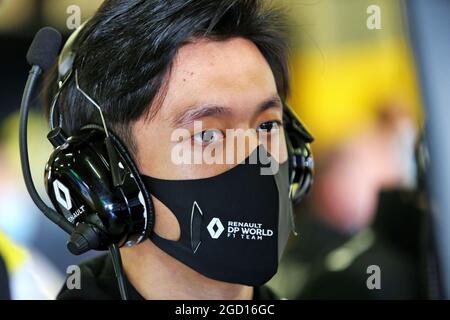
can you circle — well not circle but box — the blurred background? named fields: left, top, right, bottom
left=0, top=0, right=448, bottom=299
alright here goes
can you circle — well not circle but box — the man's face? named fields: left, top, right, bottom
left=132, top=37, right=287, bottom=240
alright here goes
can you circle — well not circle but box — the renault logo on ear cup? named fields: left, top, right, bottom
left=53, top=179, right=72, bottom=210
left=207, top=217, right=225, bottom=239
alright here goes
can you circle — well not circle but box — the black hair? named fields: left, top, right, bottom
left=44, top=0, right=290, bottom=155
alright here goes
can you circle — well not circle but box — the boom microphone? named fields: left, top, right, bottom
left=19, top=27, right=74, bottom=235
left=26, top=27, right=63, bottom=71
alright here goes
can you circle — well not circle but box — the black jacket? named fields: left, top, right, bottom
left=58, top=254, right=278, bottom=300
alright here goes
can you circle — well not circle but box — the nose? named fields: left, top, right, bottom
left=223, top=128, right=259, bottom=166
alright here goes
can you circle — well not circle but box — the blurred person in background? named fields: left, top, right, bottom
left=267, top=0, right=425, bottom=299
left=270, top=101, right=425, bottom=299
left=289, top=103, right=424, bottom=299
left=310, top=102, right=417, bottom=233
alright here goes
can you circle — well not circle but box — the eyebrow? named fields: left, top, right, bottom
left=258, top=95, right=282, bottom=113
left=171, top=95, right=282, bottom=127
left=171, top=104, right=232, bottom=127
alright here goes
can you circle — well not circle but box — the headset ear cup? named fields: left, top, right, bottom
left=291, top=148, right=314, bottom=205
left=108, top=131, right=155, bottom=240
left=285, top=132, right=312, bottom=204
left=283, top=105, right=314, bottom=203
left=80, top=124, right=154, bottom=242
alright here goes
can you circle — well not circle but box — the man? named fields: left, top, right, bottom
left=46, top=0, right=298, bottom=300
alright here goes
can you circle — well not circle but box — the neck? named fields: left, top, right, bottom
left=121, top=240, right=254, bottom=300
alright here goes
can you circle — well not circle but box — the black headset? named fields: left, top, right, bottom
left=42, top=22, right=315, bottom=257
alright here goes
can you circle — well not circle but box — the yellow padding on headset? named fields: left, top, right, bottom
left=0, top=231, right=28, bottom=273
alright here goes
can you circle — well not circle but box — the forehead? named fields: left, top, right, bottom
left=157, top=37, right=278, bottom=120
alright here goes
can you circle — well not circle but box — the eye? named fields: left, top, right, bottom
left=192, top=129, right=224, bottom=145
left=257, top=120, right=282, bottom=133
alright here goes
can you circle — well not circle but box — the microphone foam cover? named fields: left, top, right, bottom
left=26, top=27, right=62, bottom=71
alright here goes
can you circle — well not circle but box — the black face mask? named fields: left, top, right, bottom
left=141, top=146, right=295, bottom=286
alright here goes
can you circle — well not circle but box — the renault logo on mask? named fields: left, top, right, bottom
left=207, top=217, right=225, bottom=239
